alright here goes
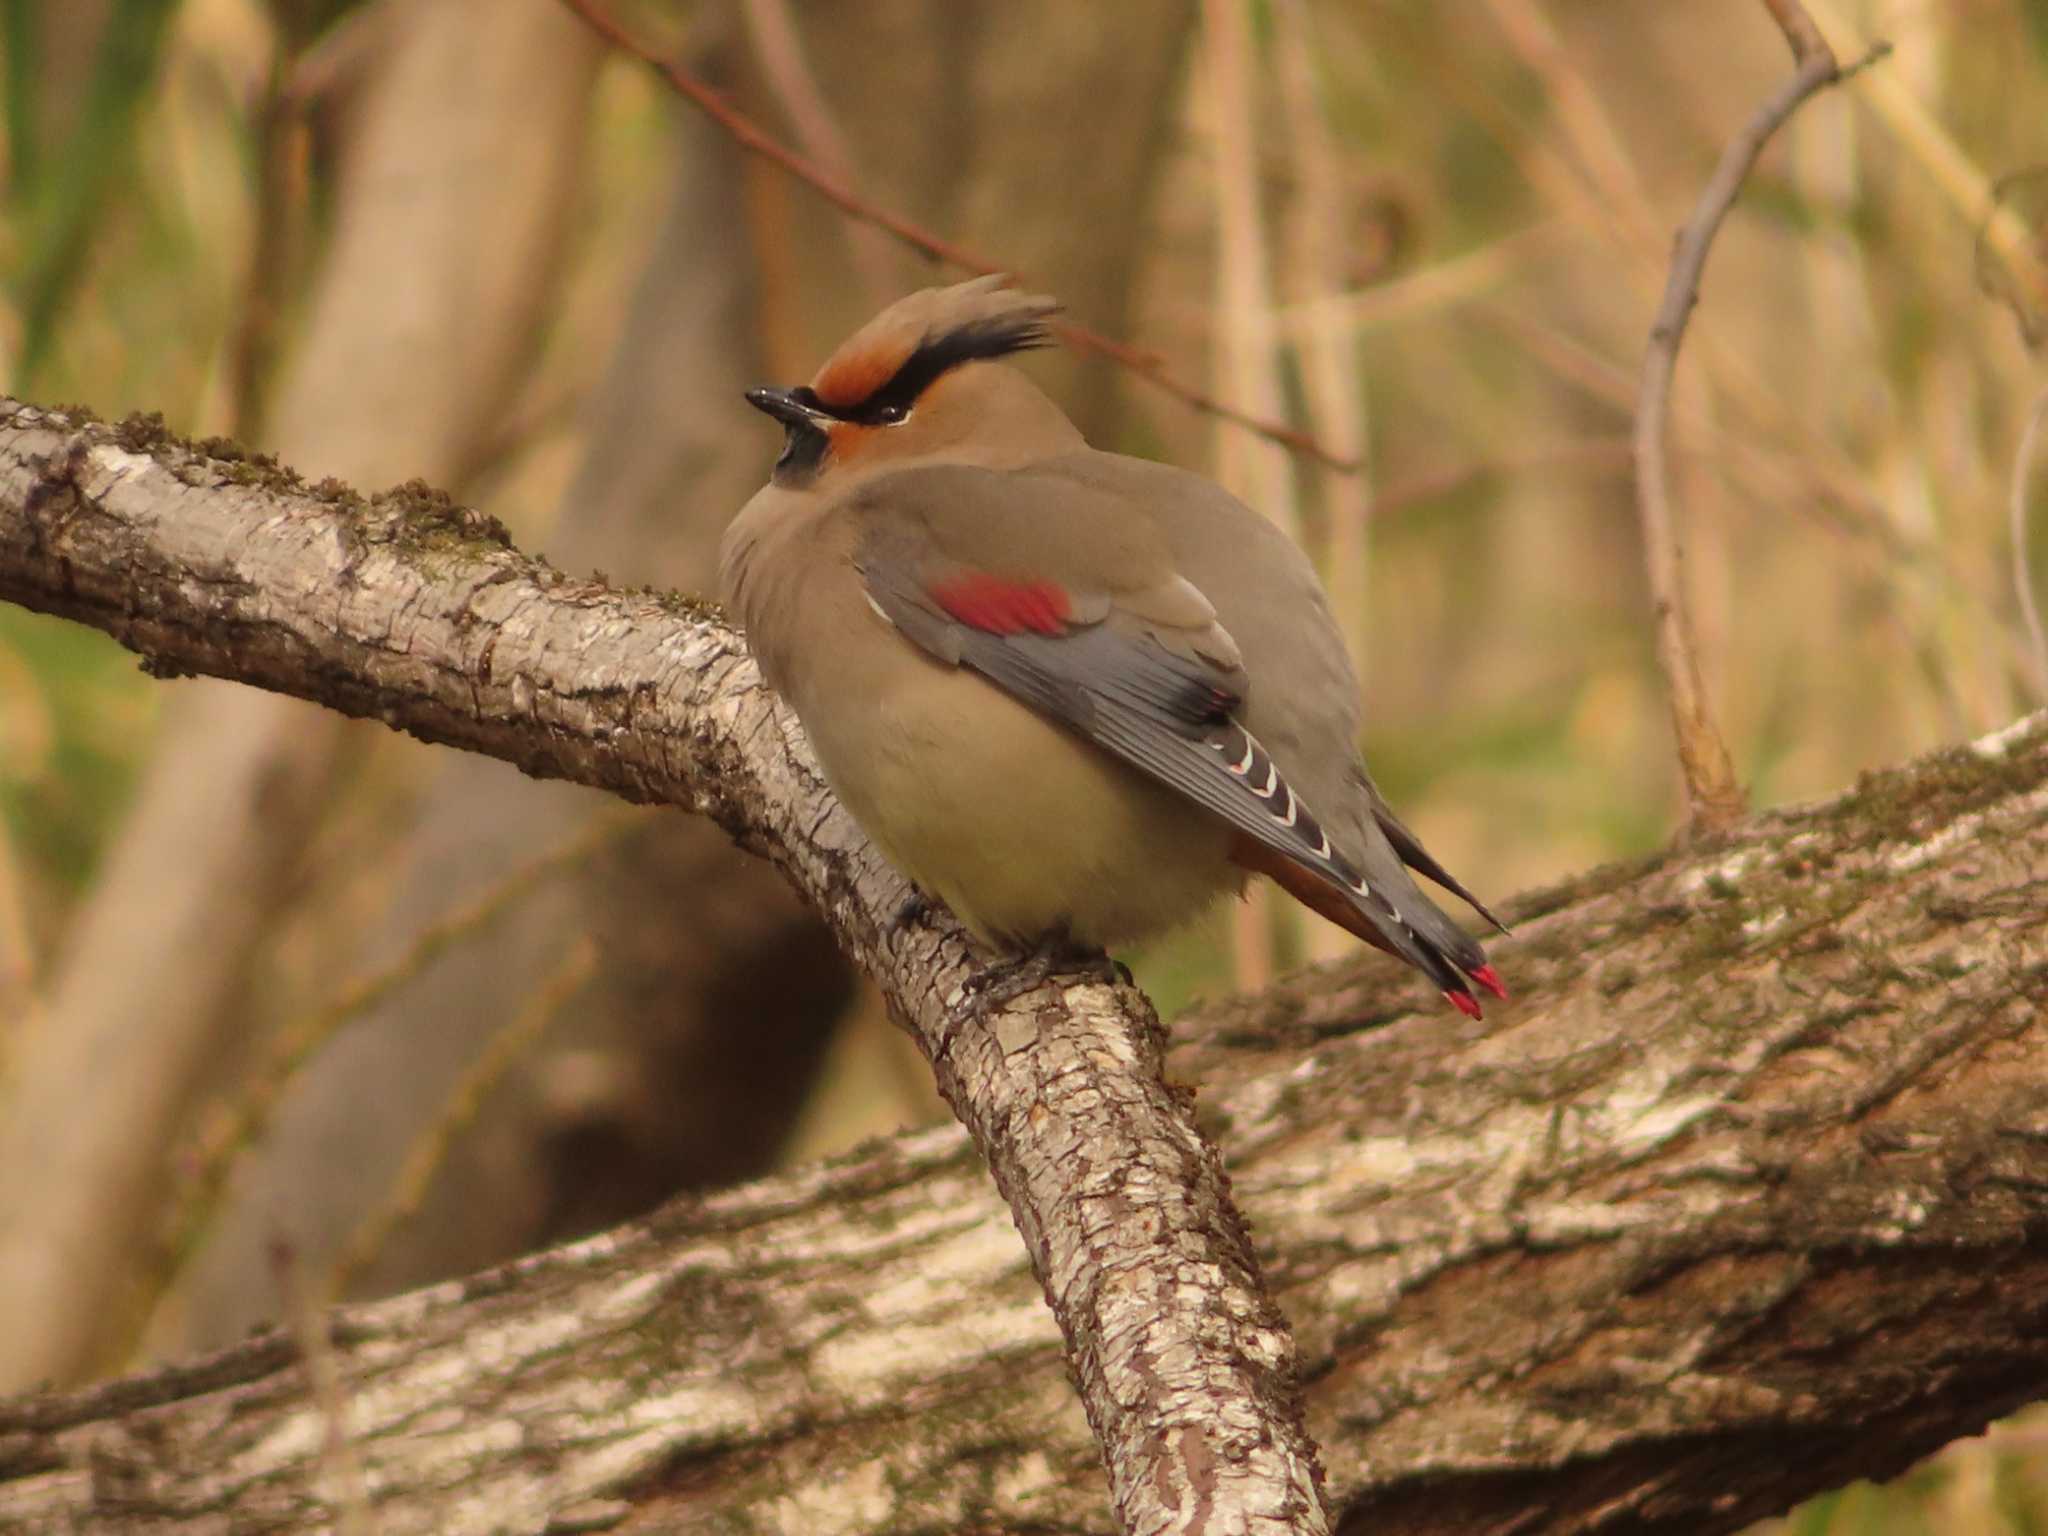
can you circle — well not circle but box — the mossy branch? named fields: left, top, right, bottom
left=2, top=399, right=2046, bottom=1535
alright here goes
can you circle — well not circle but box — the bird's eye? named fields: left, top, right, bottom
left=868, top=401, right=910, bottom=426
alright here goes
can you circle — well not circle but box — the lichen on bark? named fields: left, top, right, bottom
left=1, top=399, right=2046, bottom=1536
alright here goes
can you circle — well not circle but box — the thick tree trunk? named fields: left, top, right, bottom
left=1, top=402, right=2044, bottom=1534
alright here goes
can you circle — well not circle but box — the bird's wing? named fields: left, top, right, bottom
left=848, top=464, right=1492, bottom=1007
left=1353, top=767, right=1510, bottom=935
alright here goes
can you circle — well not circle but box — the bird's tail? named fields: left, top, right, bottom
left=1233, top=835, right=1507, bottom=1017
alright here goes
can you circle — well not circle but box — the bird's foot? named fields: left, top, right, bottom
left=967, top=939, right=1129, bottom=1012
left=892, top=885, right=938, bottom=932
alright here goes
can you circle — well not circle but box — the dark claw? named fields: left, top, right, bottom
left=892, top=886, right=937, bottom=930
left=1065, top=950, right=1129, bottom=989
left=966, top=949, right=1063, bottom=1011
left=966, top=937, right=1128, bottom=1011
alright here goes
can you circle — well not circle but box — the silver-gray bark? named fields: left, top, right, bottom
left=2, top=401, right=2045, bottom=1535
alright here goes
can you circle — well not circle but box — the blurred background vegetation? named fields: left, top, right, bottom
left=1, top=1, right=2044, bottom=1528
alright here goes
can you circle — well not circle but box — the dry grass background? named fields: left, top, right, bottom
left=2, top=0, right=2045, bottom=1528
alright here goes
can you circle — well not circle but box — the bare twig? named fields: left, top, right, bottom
left=2011, top=384, right=2048, bottom=701
left=1803, top=2, right=2048, bottom=339
left=1201, top=0, right=1291, bottom=991
left=553, top=0, right=1358, bottom=471
left=1374, top=432, right=1638, bottom=520
left=1270, top=221, right=1552, bottom=341
left=737, top=0, right=896, bottom=306
left=1068, top=320, right=1350, bottom=466
left=128, top=812, right=633, bottom=1360
left=1491, top=301, right=1923, bottom=565
left=1753, top=0, right=1835, bottom=61
left=332, top=936, right=599, bottom=1293
left=1759, top=0, right=1831, bottom=56
left=1483, top=0, right=1662, bottom=262
left=224, top=13, right=314, bottom=444
left=268, top=1241, right=373, bottom=1536
left=0, top=810, right=35, bottom=1047
left=1273, top=0, right=1367, bottom=965
left=1201, top=0, right=1300, bottom=543
left=1393, top=0, right=1883, bottom=528
left=1498, top=295, right=1954, bottom=744
left=1632, top=2, right=1871, bottom=832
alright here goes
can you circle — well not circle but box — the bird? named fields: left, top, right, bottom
left=720, top=275, right=1507, bottom=1016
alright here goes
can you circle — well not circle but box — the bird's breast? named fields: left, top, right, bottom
left=798, top=646, right=1235, bottom=950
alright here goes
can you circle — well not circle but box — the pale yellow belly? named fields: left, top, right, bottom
left=802, top=654, right=1237, bottom=951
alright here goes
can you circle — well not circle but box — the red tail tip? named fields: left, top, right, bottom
left=1444, top=989, right=1484, bottom=1020
left=1471, top=965, right=1509, bottom=1001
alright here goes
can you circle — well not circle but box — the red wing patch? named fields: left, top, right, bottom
left=929, top=574, right=1074, bottom=636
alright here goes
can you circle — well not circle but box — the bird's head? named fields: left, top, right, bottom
left=746, top=275, right=1078, bottom=487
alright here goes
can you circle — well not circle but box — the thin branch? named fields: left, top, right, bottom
left=736, top=0, right=896, bottom=306
left=0, top=805, right=36, bottom=1043
left=1269, top=221, right=1552, bottom=342
left=2011, top=383, right=2048, bottom=702
left=1632, top=3, right=1874, bottom=833
left=1761, top=0, right=1833, bottom=61
left=1201, top=0, right=1300, bottom=543
left=1201, top=0, right=1291, bottom=991
left=330, top=935, right=599, bottom=1296
left=223, top=10, right=314, bottom=444
left=0, top=400, right=1329, bottom=1536
left=1273, top=0, right=1367, bottom=966
left=552, top=0, right=1357, bottom=471
left=1066, top=319, right=1348, bottom=466
left=1373, top=432, right=1637, bottom=520
left=1483, top=0, right=1662, bottom=262
left=126, top=812, right=634, bottom=1364
left=1801, top=0, right=2048, bottom=341
left=268, top=1240, right=373, bottom=1536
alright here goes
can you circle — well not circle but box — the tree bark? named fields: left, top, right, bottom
left=2, top=401, right=2046, bottom=1534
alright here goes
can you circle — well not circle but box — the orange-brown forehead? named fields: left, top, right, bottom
left=811, top=333, right=913, bottom=412
left=822, top=418, right=875, bottom=464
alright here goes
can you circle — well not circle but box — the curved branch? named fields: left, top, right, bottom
left=0, top=401, right=1325, bottom=1534
left=1632, top=2, right=1879, bottom=833
left=4, top=401, right=2047, bottom=1534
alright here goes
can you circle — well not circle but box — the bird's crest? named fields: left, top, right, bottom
left=811, top=275, right=1060, bottom=418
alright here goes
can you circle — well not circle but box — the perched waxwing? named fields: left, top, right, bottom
left=721, top=275, right=1508, bottom=1015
